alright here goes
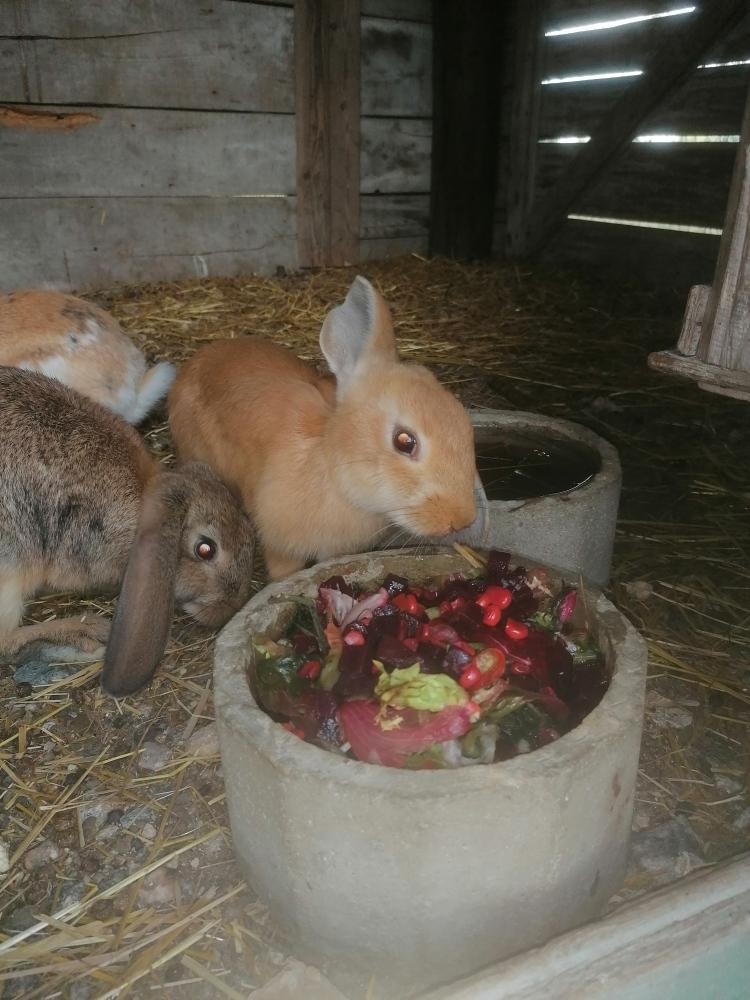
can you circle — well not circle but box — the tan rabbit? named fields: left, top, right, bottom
left=169, top=276, right=486, bottom=580
left=0, top=289, right=175, bottom=423
left=0, top=366, right=255, bottom=697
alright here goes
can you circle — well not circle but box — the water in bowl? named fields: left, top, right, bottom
left=475, top=431, right=601, bottom=502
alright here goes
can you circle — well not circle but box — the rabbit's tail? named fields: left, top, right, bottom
left=129, top=361, right=176, bottom=424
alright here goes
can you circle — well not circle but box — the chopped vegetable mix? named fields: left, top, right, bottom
left=251, top=552, right=610, bottom=769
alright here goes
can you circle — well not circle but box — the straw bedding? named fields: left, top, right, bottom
left=0, top=255, right=748, bottom=998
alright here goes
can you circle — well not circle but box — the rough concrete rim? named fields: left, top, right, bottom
left=469, top=407, right=621, bottom=511
left=214, top=547, right=646, bottom=797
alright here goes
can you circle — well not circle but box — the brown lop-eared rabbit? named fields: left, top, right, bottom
left=0, top=366, right=255, bottom=697
left=0, top=290, right=175, bottom=423
left=169, top=276, right=487, bottom=580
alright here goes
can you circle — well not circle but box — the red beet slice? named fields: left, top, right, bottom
left=340, top=700, right=476, bottom=768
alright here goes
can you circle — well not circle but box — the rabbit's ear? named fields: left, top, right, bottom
left=101, top=474, right=189, bottom=697
left=319, top=276, right=397, bottom=394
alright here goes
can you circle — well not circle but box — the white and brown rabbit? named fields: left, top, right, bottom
left=0, top=366, right=255, bottom=697
left=169, top=276, right=487, bottom=580
left=0, top=290, right=175, bottom=423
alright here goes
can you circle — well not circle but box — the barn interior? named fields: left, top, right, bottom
left=1, top=1, right=750, bottom=997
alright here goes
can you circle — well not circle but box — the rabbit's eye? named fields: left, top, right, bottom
left=393, top=429, right=418, bottom=456
left=195, top=537, right=217, bottom=561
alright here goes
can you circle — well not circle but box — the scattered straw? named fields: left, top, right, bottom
left=0, top=255, right=748, bottom=997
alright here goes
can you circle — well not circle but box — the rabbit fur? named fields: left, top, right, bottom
left=169, top=276, right=485, bottom=580
left=0, top=289, right=175, bottom=424
left=0, top=366, right=255, bottom=696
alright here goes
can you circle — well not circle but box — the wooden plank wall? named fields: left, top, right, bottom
left=497, top=0, right=750, bottom=291
left=0, top=0, right=432, bottom=290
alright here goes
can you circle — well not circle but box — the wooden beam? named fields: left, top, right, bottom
left=675, top=284, right=710, bottom=356
left=504, top=0, right=543, bottom=256
left=648, top=349, right=750, bottom=401
left=429, top=0, right=502, bottom=260
left=295, top=0, right=360, bottom=268
left=518, top=0, right=748, bottom=257
left=697, top=85, right=750, bottom=367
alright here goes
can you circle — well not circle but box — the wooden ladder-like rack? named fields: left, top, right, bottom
left=649, top=87, right=750, bottom=402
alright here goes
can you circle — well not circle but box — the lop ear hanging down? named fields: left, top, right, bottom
left=101, top=473, right=190, bottom=697
left=319, top=276, right=397, bottom=396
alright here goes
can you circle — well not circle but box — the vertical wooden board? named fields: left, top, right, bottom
left=429, top=0, right=502, bottom=259
left=699, top=88, right=750, bottom=366
left=361, top=18, right=432, bottom=117
left=295, top=0, right=330, bottom=267
left=505, top=0, right=543, bottom=255
left=295, top=0, right=360, bottom=267
left=0, top=107, right=296, bottom=196
left=0, top=196, right=297, bottom=290
left=0, top=5, right=295, bottom=112
left=676, top=285, right=711, bottom=355
left=361, top=118, right=431, bottom=193
left=328, top=0, right=361, bottom=265
left=702, top=149, right=750, bottom=370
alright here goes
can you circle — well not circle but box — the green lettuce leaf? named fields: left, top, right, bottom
left=375, top=662, right=468, bottom=713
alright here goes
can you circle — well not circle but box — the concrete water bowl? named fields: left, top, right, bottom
left=214, top=549, right=647, bottom=993
left=470, top=409, right=621, bottom=587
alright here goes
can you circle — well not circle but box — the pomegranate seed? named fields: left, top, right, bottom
left=482, top=604, right=502, bottom=627
left=343, top=629, right=366, bottom=646
left=419, top=623, right=432, bottom=643
left=402, top=636, right=419, bottom=652
left=477, top=586, right=512, bottom=610
left=476, top=648, right=506, bottom=676
left=298, top=659, right=321, bottom=680
left=504, top=619, right=529, bottom=641
left=459, top=664, right=482, bottom=690
left=393, top=593, right=421, bottom=616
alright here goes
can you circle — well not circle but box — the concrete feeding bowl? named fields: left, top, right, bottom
left=214, top=549, right=646, bottom=992
left=470, top=410, right=621, bottom=587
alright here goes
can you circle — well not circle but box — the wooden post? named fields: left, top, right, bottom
left=649, top=85, right=750, bottom=400
left=519, top=0, right=748, bottom=257
left=504, top=0, right=543, bottom=257
left=429, top=0, right=502, bottom=260
left=295, top=0, right=360, bottom=268
left=697, top=89, right=750, bottom=369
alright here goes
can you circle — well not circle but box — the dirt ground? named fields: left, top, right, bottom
left=1, top=256, right=749, bottom=998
